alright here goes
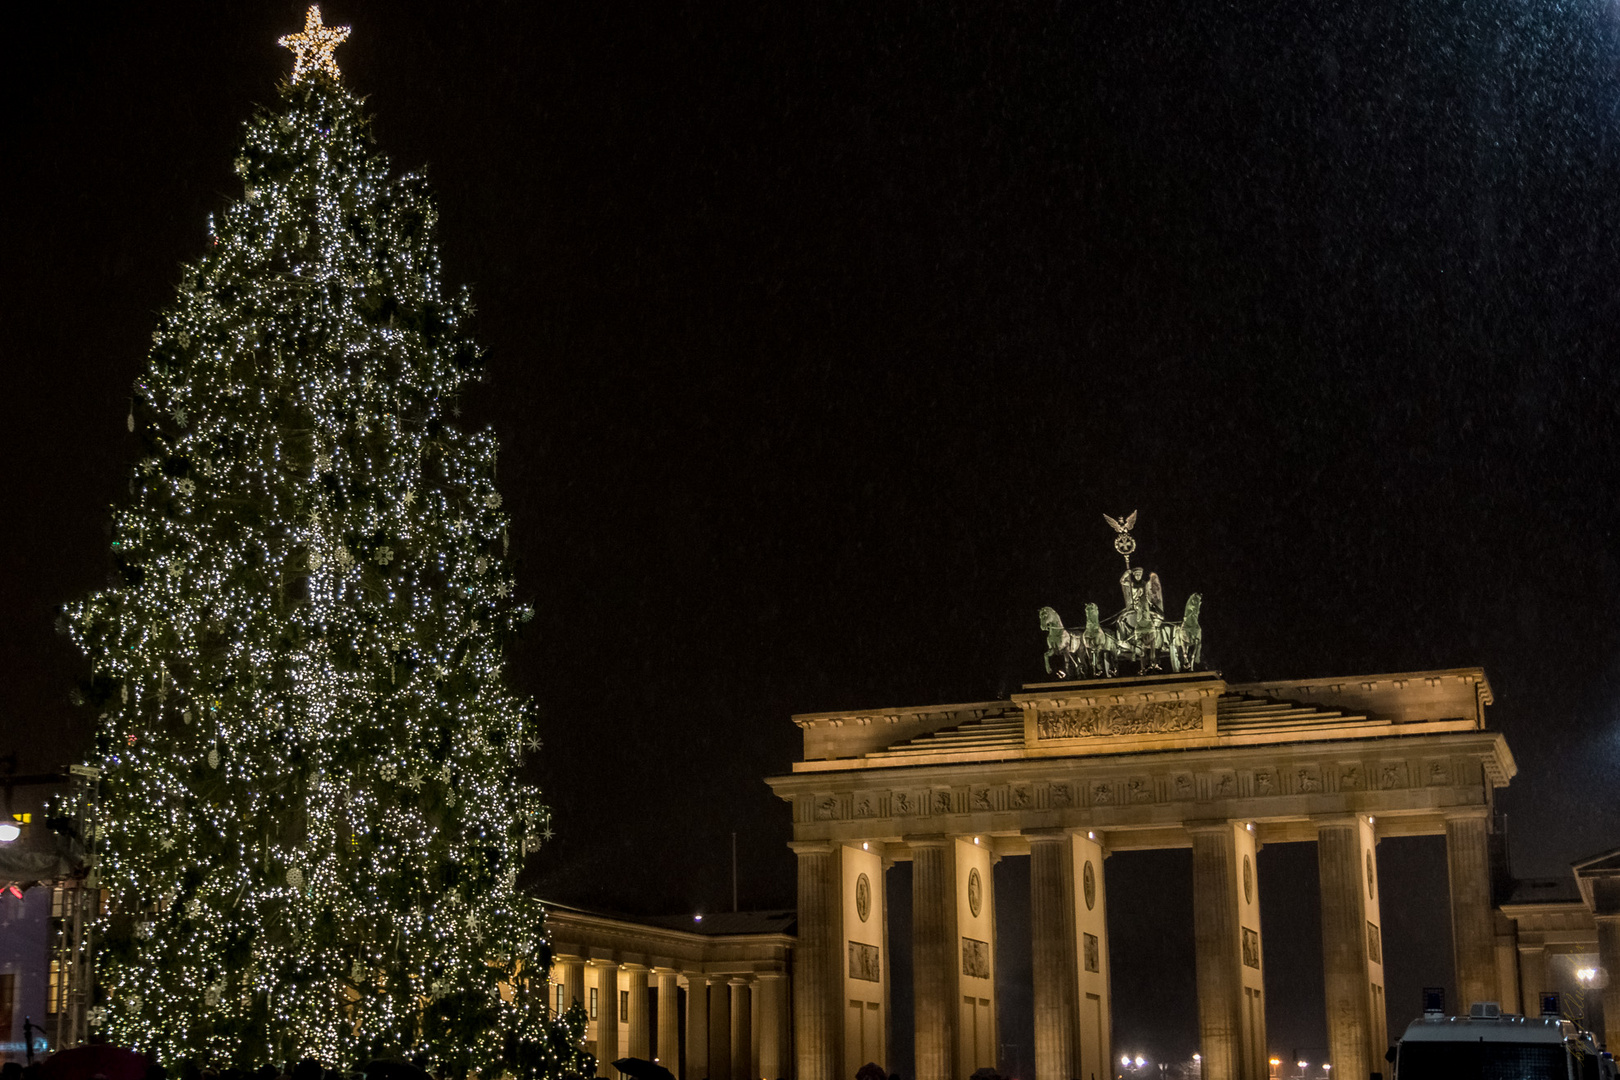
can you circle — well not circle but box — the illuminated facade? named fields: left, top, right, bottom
left=543, top=904, right=794, bottom=1080
left=768, top=668, right=1515, bottom=1080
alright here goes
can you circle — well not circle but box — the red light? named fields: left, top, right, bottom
left=6, top=886, right=22, bottom=899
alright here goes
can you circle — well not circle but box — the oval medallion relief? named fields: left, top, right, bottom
left=968, top=868, right=983, bottom=918
left=856, top=873, right=871, bottom=922
left=1243, top=854, right=1254, bottom=904
left=1083, top=860, right=1097, bottom=910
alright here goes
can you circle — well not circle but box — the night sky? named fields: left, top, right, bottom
left=7, top=0, right=1620, bottom=1073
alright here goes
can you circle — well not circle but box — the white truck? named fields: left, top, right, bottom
left=1394, top=1002, right=1614, bottom=1080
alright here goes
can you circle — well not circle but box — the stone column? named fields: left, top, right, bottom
left=711, top=973, right=734, bottom=1080
left=562, top=957, right=587, bottom=1012
left=1518, top=945, right=1547, bottom=1016
left=656, top=970, right=681, bottom=1076
left=1591, top=877, right=1620, bottom=1052
left=626, top=965, right=651, bottom=1061
left=756, top=972, right=788, bottom=1080
left=596, top=961, right=621, bottom=1079
left=1317, top=817, right=1376, bottom=1080
left=686, top=974, right=711, bottom=1080
left=1597, top=918, right=1620, bottom=1051
left=1445, top=809, right=1498, bottom=1009
left=1189, top=822, right=1256, bottom=1080
left=912, top=836, right=958, bottom=1080
left=1028, top=831, right=1077, bottom=1080
left=732, top=978, right=754, bottom=1080
left=792, top=842, right=841, bottom=1080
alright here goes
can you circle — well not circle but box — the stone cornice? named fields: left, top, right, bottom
left=544, top=906, right=794, bottom=974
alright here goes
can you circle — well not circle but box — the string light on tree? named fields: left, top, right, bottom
left=60, top=9, right=588, bottom=1078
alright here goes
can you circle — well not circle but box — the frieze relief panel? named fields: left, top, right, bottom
left=1035, top=698, right=1203, bottom=741
left=794, top=750, right=1491, bottom=829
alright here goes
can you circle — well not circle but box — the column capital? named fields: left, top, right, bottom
left=651, top=965, right=681, bottom=976
left=592, top=957, right=620, bottom=970
left=1185, top=818, right=1247, bottom=836
left=1443, top=806, right=1492, bottom=822
left=1310, top=813, right=1370, bottom=829
left=788, top=839, right=837, bottom=856
left=555, top=952, right=587, bottom=964
left=728, top=975, right=752, bottom=987
left=621, top=961, right=650, bottom=973
left=1023, top=827, right=1073, bottom=843
left=906, top=833, right=953, bottom=849
left=752, top=969, right=788, bottom=981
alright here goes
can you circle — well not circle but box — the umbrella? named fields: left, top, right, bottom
left=612, top=1058, right=676, bottom=1080
left=39, top=1045, right=148, bottom=1080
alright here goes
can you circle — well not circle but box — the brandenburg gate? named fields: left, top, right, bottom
left=767, top=666, right=1514, bottom=1080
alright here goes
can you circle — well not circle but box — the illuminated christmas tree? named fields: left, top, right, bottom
left=61, top=9, right=589, bottom=1074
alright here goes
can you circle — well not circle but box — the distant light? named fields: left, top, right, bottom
left=1298, top=1063, right=1309, bottom=1069
left=1122, top=1057, right=1132, bottom=1067
left=1246, top=822, right=1254, bottom=832
left=862, top=842, right=869, bottom=850
left=1270, top=1060, right=1281, bottom=1067
left=1088, top=831, right=1096, bottom=840
left=1578, top=967, right=1598, bottom=984
left=1324, top=1067, right=1332, bottom=1072
left=694, top=914, right=703, bottom=923
left=1135, top=1057, right=1146, bottom=1068
left=0, top=823, right=19, bottom=843
left=1368, top=816, right=1375, bottom=825
left=1193, top=1056, right=1201, bottom=1062
left=973, top=837, right=980, bottom=845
